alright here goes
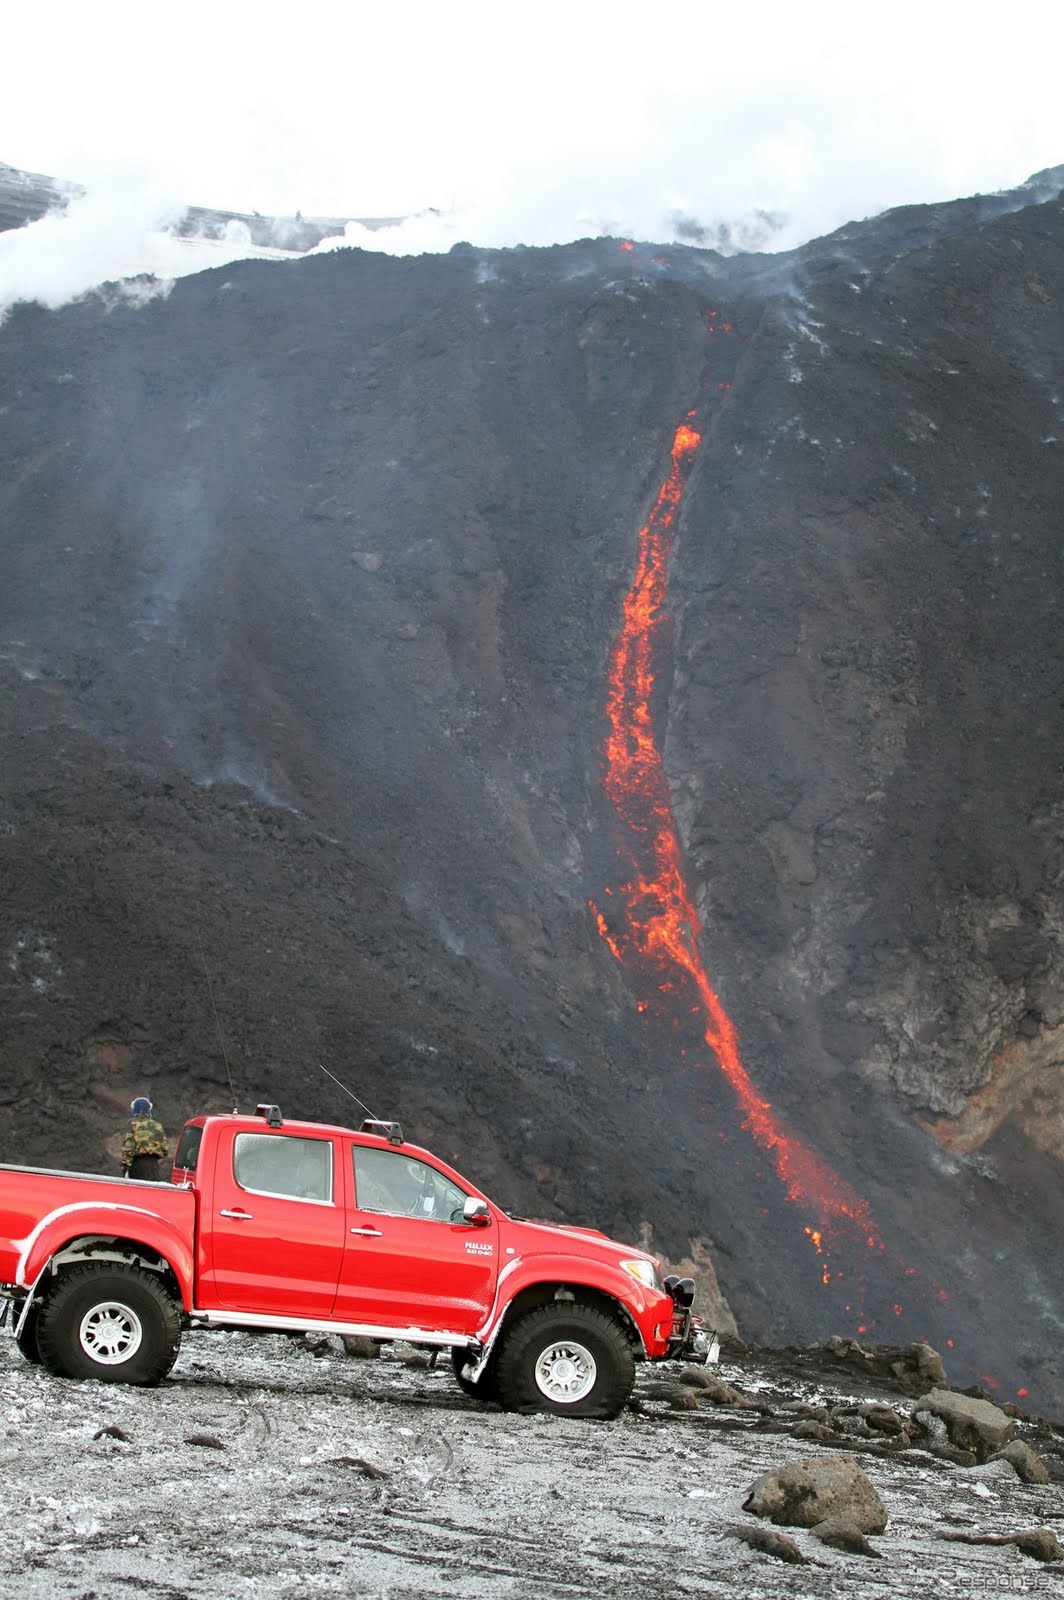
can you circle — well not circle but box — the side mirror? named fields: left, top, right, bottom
left=463, top=1197, right=491, bottom=1228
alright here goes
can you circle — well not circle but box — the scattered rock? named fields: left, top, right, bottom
left=993, top=1440, right=1051, bottom=1484
left=913, top=1410, right=978, bottom=1465
left=341, top=1336, right=381, bottom=1359
left=792, top=1420, right=837, bottom=1442
left=643, top=1382, right=688, bottom=1403
left=719, top=1335, right=749, bottom=1356
left=915, top=1389, right=1015, bottom=1460
left=699, top=1379, right=752, bottom=1408
left=831, top=1409, right=875, bottom=1439
left=915, top=1409, right=949, bottom=1445
left=824, top=1338, right=948, bottom=1392
left=780, top=1401, right=830, bottom=1420
left=1001, top=1401, right=1051, bottom=1424
left=744, top=1455, right=888, bottom=1533
left=962, top=1459, right=1018, bottom=1486
left=861, top=1404, right=908, bottom=1437
left=303, top=1335, right=341, bottom=1358
left=185, top=1433, right=225, bottom=1450
left=937, top=1527, right=1064, bottom=1562
left=810, top=1517, right=884, bottom=1557
left=325, top=1456, right=391, bottom=1479
left=726, top=1524, right=810, bottom=1564
left=1011, top=1528, right=1064, bottom=1562
left=903, top=1347, right=950, bottom=1388
left=678, top=1367, right=713, bottom=1388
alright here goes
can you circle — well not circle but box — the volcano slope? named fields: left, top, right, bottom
left=1, top=170, right=1063, bottom=1412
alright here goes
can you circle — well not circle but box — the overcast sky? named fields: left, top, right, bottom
left=2, top=0, right=1063, bottom=296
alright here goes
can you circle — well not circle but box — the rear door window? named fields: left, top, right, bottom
left=233, top=1133, right=333, bottom=1204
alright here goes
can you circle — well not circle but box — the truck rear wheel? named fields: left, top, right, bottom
left=494, top=1302, right=635, bottom=1419
left=15, top=1302, right=42, bottom=1365
left=36, top=1263, right=181, bottom=1386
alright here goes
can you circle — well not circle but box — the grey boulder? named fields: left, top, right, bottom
left=744, top=1456, right=888, bottom=1533
left=915, top=1389, right=1015, bottom=1459
left=993, top=1440, right=1051, bottom=1484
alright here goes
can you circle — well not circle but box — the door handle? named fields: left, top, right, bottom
left=220, top=1208, right=254, bottom=1220
left=349, top=1226, right=383, bottom=1237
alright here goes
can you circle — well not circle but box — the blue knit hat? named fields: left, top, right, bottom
left=130, top=1097, right=152, bottom=1116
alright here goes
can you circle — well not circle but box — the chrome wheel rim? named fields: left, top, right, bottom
left=79, top=1301, right=143, bottom=1365
left=533, top=1338, right=597, bottom=1403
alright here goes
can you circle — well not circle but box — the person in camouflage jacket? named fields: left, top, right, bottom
left=122, top=1097, right=169, bottom=1180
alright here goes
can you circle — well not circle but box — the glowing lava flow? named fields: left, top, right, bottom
left=592, top=413, right=881, bottom=1266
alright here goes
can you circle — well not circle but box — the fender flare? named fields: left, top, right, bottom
left=477, top=1251, right=666, bottom=1355
left=13, top=1201, right=195, bottom=1310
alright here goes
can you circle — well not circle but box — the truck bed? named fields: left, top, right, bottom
left=0, top=1165, right=196, bottom=1293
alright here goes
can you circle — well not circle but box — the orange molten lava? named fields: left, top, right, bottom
left=593, top=412, right=881, bottom=1259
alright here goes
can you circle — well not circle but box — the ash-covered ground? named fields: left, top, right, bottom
left=3, top=1326, right=1062, bottom=1599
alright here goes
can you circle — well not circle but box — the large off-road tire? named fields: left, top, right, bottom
left=450, top=1346, right=498, bottom=1402
left=15, top=1302, right=42, bottom=1365
left=493, top=1302, right=635, bottom=1419
left=35, top=1264, right=181, bottom=1386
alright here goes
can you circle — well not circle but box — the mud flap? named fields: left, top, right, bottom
left=12, top=1267, right=47, bottom=1341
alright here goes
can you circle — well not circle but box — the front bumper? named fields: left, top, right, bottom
left=655, top=1275, right=720, bottom=1364
left=665, top=1308, right=720, bottom=1364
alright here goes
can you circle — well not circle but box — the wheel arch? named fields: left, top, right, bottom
left=20, top=1208, right=194, bottom=1311
left=485, top=1279, right=645, bottom=1361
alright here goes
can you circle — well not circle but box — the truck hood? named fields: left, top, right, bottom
left=505, top=1215, right=653, bottom=1265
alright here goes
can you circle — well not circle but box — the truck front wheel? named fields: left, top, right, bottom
left=494, top=1302, right=635, bottom=1419
left=36, top=1264, right=181, bottom=1386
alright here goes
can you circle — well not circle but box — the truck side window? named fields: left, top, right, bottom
left=234, top=1133, right=333, bottom=1203
left=353, top=1147, right=467, bottom=1222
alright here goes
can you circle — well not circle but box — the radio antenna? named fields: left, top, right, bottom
left=319, top=1063, right=378, bottom=1121
left=196, top=930, right=238, bottom=1114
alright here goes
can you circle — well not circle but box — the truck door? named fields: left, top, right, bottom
left=333, top=1144, right=497, bottom=1336
left=204, top=1129, right=345, bottom=1316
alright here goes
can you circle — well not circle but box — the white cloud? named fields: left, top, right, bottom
left=0, top=165, right=307, bottom=319
left=1, top=0, right=1062, bottom=311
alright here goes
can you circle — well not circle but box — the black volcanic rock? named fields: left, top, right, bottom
left=1, top=170, right=1064, bottom=1413
left=0, top=160, right=73, bottom=231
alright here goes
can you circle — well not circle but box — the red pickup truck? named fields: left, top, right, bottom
left=0, top=1104, right=710, bottom=1418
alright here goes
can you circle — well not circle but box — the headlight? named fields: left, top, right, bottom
left=621, top=1258, right=661, bottom=1290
